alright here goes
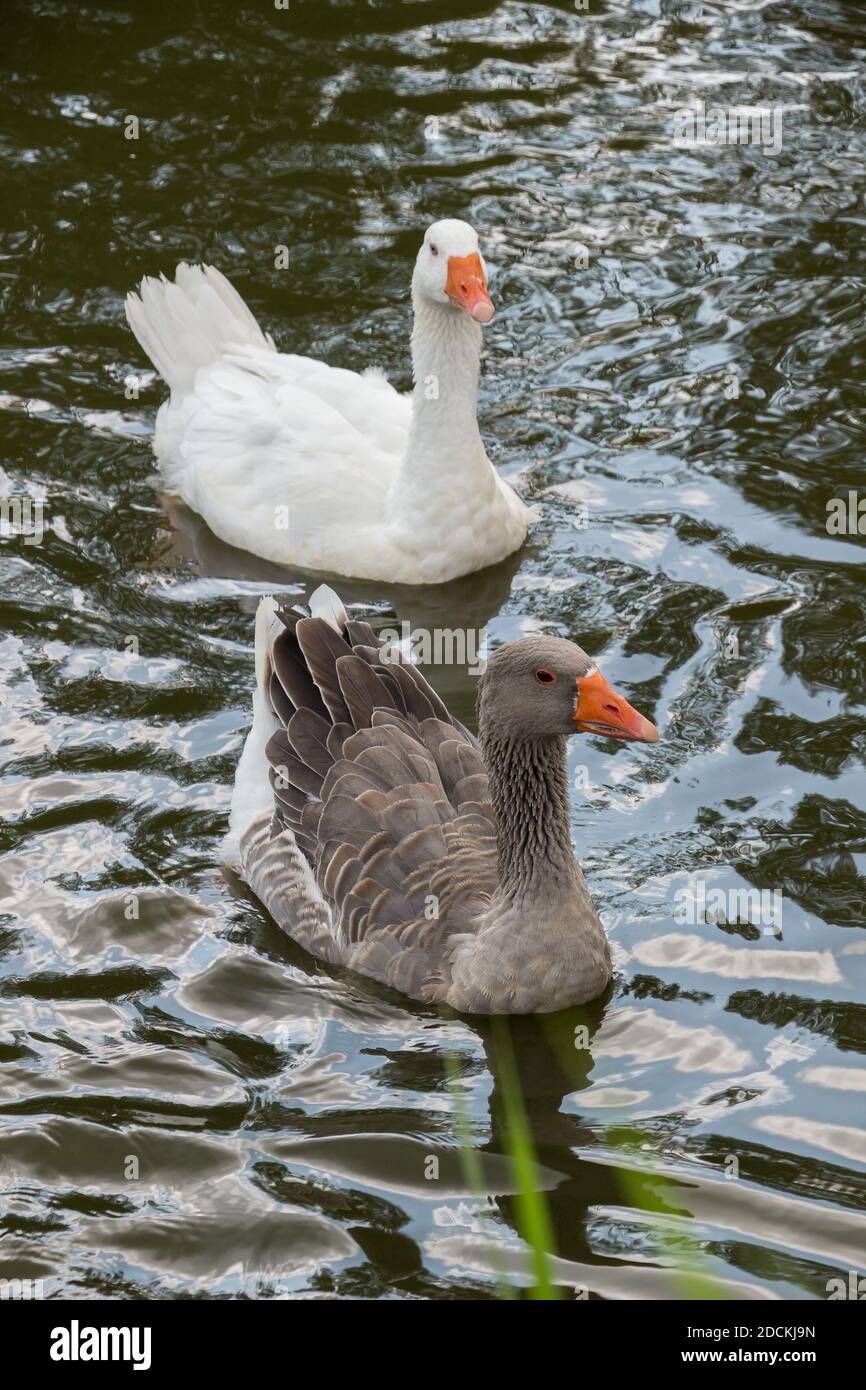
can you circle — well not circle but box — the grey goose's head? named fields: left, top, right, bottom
left=477, top=635, right=658, bottom=743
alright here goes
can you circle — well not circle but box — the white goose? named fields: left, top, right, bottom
left=126, top=219, right=531, bottom=585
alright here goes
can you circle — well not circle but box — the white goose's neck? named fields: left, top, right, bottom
left=389, top=296, right=498, bottom=518
left=411, top=296, right=483, bottom=428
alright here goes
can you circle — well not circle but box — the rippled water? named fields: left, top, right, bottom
left=2, top=0, right=866, bottom=1299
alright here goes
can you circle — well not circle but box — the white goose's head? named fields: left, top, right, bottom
left=413, top=218, right=494, bottom=323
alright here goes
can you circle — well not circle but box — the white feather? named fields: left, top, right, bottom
left=309, top=584, right=348, bottom=632
left=222, top=596, right=282, bottom=867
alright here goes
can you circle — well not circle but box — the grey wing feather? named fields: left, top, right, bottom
left=238, top=592, right=499, bottom=998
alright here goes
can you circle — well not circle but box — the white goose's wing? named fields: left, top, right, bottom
left=235, top=593, right=499, bottom=1003
left=167, top=351, right=404, bottom=544
left=126, top=263, right=412, bottom=539
left=256, top=352, right=411, bottom=459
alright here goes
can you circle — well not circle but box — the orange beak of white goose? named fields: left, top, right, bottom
left=573, top=669, right=659, bottom=743
left=446, top=252, right=494, bottom=322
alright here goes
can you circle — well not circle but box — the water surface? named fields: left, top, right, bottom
left=2, top=0, right=866, bottom=1299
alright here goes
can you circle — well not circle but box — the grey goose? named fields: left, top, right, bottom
left=225, top=587, right=658, bottom=1014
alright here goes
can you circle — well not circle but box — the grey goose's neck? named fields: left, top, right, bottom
left=480, top=732, right=579, bottom=900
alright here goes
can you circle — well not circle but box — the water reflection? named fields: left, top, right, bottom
left=1, top=0, right=865, bottom=1299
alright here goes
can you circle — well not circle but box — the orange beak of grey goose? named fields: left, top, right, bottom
left=573, top=669, right=659, bottom=743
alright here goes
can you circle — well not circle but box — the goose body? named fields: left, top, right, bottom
left=225, top=586, right=658, bottom=1015
left=126, top=220, right=530, bottom=585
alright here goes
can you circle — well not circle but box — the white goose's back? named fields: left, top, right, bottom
left=127, top=264, right=415, bottom=573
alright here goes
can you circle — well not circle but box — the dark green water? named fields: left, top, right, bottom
left=2, top=0, right=866, bottom=1299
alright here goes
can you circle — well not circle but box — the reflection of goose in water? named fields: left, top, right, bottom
left=475, top=1005, right=611, bottom=1274
left=474, top=1011, right=780, bottom=1298
left=158, top=492, right=526, bottom=717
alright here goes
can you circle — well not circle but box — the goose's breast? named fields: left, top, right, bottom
left=443, top=898, right=611, bottom=1014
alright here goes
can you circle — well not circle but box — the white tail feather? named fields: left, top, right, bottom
left=309, top=584, right=348, bottom=633
left=125, top=263, right=276, bottom=397
left=254, top=595, right=283, bottom=694
left=223, top=596, right=283, bottom=868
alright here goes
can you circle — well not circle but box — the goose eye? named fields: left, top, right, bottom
left=430, top=243, right=439, bottom=256
left=534, top=668, right=557, bottom=684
